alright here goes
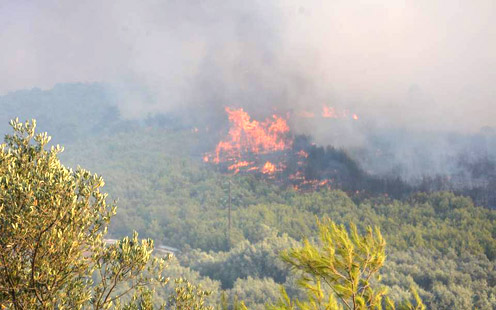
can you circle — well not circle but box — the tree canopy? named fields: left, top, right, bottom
left=0, top=119, right=169, bottom=309
left=0, top=117, right=494, bottom=309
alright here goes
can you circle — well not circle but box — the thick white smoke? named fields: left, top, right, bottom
left=0, top=0, right=495, bottom=136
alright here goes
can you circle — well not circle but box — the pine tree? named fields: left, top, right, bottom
left=269, top=218, right=425, bottom=310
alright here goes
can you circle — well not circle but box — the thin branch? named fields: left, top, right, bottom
left=30, top=217, right=59, bottom=305
left=1, top=255, right=23, bottom=310
left=322, top=276, right=352, bottom=310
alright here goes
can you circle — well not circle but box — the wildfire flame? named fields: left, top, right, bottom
left=228, top=161, right=252, bottom=174
left=321, top=106, right=359, bottom=120
left=203, top=107, right=349, bottom=190
left=322, top=106, right=337, bottom=118
left=297, top=150, right=309, bottom=158
left=204, top=107, right=291, bottom=175
left=261, top=161, right=277, bottom=174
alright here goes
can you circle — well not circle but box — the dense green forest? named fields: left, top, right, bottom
left=1, top=84, right=495, bottom=309
left=62, top=124, right=496, bottom=310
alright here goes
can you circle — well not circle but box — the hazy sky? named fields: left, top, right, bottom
left=1, top=0, right=495, bottom=131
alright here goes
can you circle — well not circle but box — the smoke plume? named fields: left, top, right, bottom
left=1, top=0, right=495, bottom=179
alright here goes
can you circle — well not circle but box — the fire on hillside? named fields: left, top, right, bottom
left=203, top=107, right=362, bottom=190
left=203, top=107, right=291, bottom=175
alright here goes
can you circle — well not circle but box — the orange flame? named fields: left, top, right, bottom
left=261, top=161, right=277, bottom=174
left=319, top=179, right=329, bottom=186
left=297, top=150, right=309, bottom=158
left=321, top=106, right=359, bottom=120
left=228, top=161, right=252, bottom=174
left=322, top=106, right=337, bottom=118
left=228, top=161, right=251, bottom=170
left=210, top=107, right=291, bottom=164
left=203, top=107, right=345, bottom=188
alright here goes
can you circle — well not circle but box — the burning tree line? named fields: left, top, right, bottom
left=203, top=107, right=496, bottom=206
left=202, top=107, right=396, bottom=192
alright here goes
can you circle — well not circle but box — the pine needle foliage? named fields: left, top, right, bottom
left=269, top=218, right=425, bottom=310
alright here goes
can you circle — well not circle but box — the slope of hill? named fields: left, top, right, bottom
left=1, top=84, right=494, bottom=309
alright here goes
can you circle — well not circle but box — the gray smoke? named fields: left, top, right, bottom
left=1, top=0, right=495, bottom=179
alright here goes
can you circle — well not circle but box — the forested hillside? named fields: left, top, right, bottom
left=62, top=124, right=496, bottom=310
left=1, top=84, right=495, bottom=309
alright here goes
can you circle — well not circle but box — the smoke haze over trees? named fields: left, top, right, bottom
left=1, top=1, right=495, bottom=185
left=1, top=0, right=495, bottom=129
left=1, top=1, right=495, bottom=309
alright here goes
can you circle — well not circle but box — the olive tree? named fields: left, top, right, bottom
left=0, top=119, right=169, bottom=309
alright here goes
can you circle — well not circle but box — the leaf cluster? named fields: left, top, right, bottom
left=0, top=120, right=169, bottom=309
